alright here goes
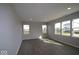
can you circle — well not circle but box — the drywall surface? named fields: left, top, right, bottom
left=47, top=11, right=79, bottom=48
left=0, top=4, right=22, bottom=55
left=23, top=22, right=46, bottom=40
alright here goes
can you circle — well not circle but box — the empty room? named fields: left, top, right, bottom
left=0, top=3, right=79, bottom=55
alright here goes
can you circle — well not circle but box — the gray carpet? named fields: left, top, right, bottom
left=18, top=39, right=79, bottom=55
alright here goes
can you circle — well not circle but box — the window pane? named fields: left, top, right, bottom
left=72, top=18, right=79, bottom=37
left=55, top=23, right=61, bottom=35
left=23, top=25, right=30, bottom=34
left=42, top=25, right=47, bottom=33
left=62, top=20, right=70, bottom=36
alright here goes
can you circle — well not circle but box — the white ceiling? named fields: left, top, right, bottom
left=13, top=3, right=79, bottom=22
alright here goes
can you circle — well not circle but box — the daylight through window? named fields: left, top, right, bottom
left=23, top=25, right=30, bottom=34
left=55, top=23, right=61, bottom=35
left=62, top=20, right=70, bottom=36
left=42, top=25, right=47, bottom=34
left=72, top=19, right=79, bottom=37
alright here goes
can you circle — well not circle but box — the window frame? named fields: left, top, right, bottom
left=72, top=18, right=79, bottom=38
left=42, top=24, right=47, bottom=34
left=55, top=22, right=61, bottom=35
left=62, top=20, right=71, bottom=36
left=23, top=24, right=30, bottom=34
left=54, top=18, right=79, bottom=38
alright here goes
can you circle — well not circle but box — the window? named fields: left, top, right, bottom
left=62, top=20, right=70, bottom=36
left=72, top=18, right=79, bottom=37
left=42, top=25, right=47, bottom=34
left=55, top=23, right=61, bottom=35
left=23, top=25, right=30, bottom=34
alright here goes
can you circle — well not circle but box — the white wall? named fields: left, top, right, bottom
left=0, top=4, right=22, bottom=55
left=23, top=22, right=46, bottom=40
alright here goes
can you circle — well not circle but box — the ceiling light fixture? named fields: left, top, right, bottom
left=30, top=18, right=32, bottom=20
left=67, top=7, right=71, bottom=10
